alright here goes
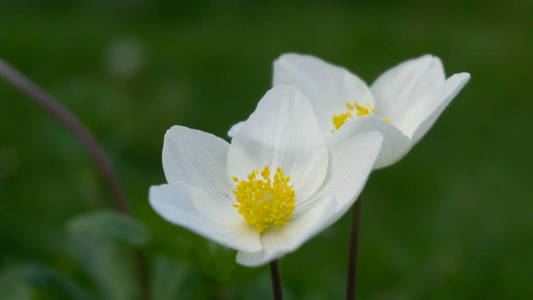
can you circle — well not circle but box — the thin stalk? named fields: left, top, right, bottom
left=0, top=58, right=129, bottom=213
left=345, top=196, right=363, bottom=300
left=270, top=260, right=284, bottom=300
left=136, top=251, right=150, bottom=300
left=0, top=57, right=149, bottom=299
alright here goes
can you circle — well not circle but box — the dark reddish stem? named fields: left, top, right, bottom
left=0, top=57, right=149, bottom=299
left=270, top=260, right=284, bottom=300
left=0, top=58, right=129, bottom=213
left=345, top=197, right=363, bottom=300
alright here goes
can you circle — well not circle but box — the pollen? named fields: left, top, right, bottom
left=354, top=101, right=375, bottom=116
left=232, top=166, right=296, bottom=233
left=330, top=101, right=389, bottom=132
left=331, top=101, right=373, bottom=132
left=331, top=111, right=353, bottom=132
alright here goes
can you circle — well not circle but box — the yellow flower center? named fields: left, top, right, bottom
left=330, top=101, right=389, bottom=133
left=232, top=166, right=296, bottom=233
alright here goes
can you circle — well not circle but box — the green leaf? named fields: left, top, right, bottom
left=0, top=275, right=32, bottom=300
left=67, top=211, right=150, bottom=246
left=69, top=236, right=142, bottom=300
left=0, top=263, right=93, bottom=300
left=151, top=256, right=187, bottom=300
left=66, top=211, right=150, bottom=300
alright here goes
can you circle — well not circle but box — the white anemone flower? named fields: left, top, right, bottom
left=149, top=85, right=383, bottom=267
left=229, top=54, right=470, bottom=169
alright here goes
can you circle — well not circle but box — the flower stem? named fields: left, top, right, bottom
left=270, top=260, right=284, bottom=300
left=0, top=57, right=129, bottom=213
left=0, top=57, right=150, bottom=300
left=345, top=196, right=363, bottom=300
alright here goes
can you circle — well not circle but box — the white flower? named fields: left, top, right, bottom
left=229, top=54, right=470, bottom=169
left=150, top=85, right=383, bottom=267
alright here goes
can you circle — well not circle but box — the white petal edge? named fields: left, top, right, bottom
left=273, top=53, right=374, bottom=135
left=236, top=131, right=383, bottom=267
left=332, top=115, right=410, bottom=169
left=401, top=72, right=471, bottom=143
left=162, top=125, right=235, bottom=209
left=149, top=183, right=262, bottom=252
left=227, top=121, right=245, bottom=138
left=371, top=54, right=446, bottom=123
left=228, top=85, right=329, bottom=202
left=236, top=196, right=333, bottom=267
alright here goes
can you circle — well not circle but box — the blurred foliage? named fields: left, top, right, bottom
left=0, top=0, right=532, bottom=299
left=0, top=263, right=92, bottom=300
left=67, top=211, right=150, bottom=247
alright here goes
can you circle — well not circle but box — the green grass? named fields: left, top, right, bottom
left=1, top=0, right=532, bottom=299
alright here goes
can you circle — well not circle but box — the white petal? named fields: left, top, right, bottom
left=227, top=121, right=245, bottom=138
left=402, top=73, right=471, bottom=143
left=162, top=126, right=234, bottom=205
left=371, top=55, right=445, bottom=123
left=236, top=197, right=332, bottom=267
left=307, top=131, right=383, bottom=213
left=273, top=53, right=374, bottom=135
left=150, top=183, right=261, bottom=252
left=228, top=86, right=329, bottom=202
left=236, top=132, right=383, bottom=267
left=333, top=116, right=410, bottom=169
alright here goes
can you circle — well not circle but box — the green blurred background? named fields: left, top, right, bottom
left=1, top=0, right=532, bottom=299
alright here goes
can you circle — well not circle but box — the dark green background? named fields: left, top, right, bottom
left=1, top=0, right=532, bottom=299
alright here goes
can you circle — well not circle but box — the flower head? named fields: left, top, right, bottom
left=150, top=85, right=383, bottom=266
left=230, top=54, right=470, bottom=169
left=232, top=166, right=296, bottom=233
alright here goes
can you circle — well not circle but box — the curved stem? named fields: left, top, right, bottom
left=270, top=260, right=284, bottom=300
left=0, top=58, right=129, bottom=213
left=135, top=251, right=150, bottom=300
left=345, top=196, right=363, bottom=300
left=0, top=57, right=149, bottom=299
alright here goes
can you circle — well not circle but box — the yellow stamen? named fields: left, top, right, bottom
left=330, top=101, right=390, bottom=132
left=232, top=166, right=296, bottom=233
left=354, top=102, right=373, bottom=116
left=331, top=111, right=353, bottom=132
